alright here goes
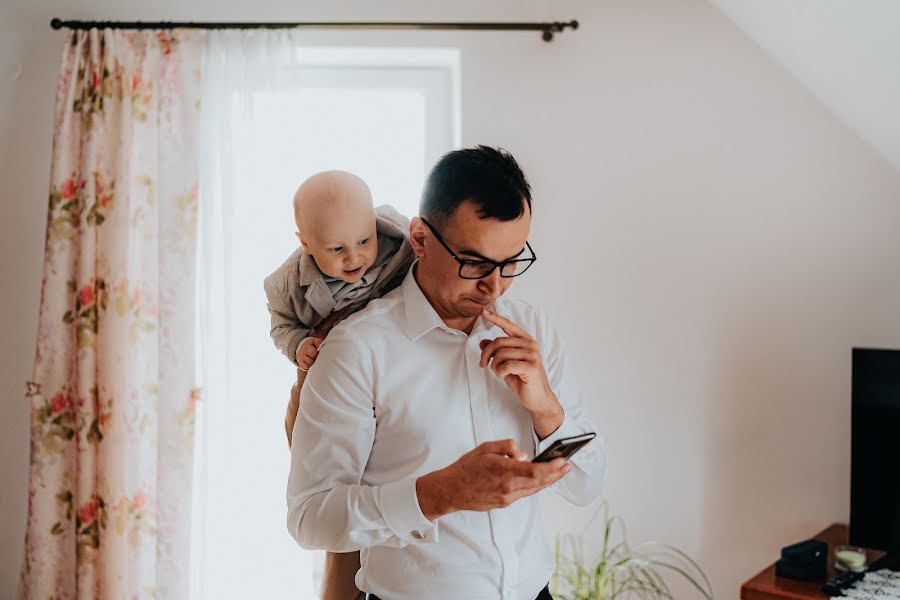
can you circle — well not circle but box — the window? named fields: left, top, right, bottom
left=192, top=47, right=459, bottom=600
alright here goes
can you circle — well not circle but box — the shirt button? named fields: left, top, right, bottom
left=411, top=530, right=424, bottom=540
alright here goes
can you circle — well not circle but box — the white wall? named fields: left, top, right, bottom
left=2, top=0, right=900, bottom=597
left=710, top=0, right=900, bottom=171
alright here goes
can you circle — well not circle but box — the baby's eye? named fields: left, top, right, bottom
left=358, top=238, right=370, bottom=246
left=330, top=246, right=343, bottom=254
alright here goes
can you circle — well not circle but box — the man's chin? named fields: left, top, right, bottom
left=458, top=297, right=493, bottom=316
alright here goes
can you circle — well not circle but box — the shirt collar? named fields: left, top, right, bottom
left=400, top=261, right=506, bottom=342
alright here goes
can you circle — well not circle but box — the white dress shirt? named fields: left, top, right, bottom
left=287, top=266, right=607, bottom=600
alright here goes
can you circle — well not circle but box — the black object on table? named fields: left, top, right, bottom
left=776, top=539, right=828, bottom=582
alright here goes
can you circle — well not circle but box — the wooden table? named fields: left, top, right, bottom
left=740, top=523, right=887, bottom=600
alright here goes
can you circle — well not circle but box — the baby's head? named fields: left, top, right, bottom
left=293, top=170, right=378, bottom=283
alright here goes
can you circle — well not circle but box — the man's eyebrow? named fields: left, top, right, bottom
left=458, top=246, right=526, bottom=262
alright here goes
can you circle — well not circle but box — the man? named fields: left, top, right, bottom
left=287, top=146, right=607, bottom=600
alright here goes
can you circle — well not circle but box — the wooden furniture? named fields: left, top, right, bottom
left=740, top=523, right=888, bottom=600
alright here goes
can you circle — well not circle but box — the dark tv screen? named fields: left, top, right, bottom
left=850, top=348, right=900, bottom=552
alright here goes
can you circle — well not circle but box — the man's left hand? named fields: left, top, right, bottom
left=479, top=309, right=563, bottom=438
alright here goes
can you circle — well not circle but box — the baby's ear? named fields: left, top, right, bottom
left=296, top=231, right=310, bottom=252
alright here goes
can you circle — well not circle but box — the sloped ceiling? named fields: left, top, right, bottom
left=711, top=0, right=900, bottom=173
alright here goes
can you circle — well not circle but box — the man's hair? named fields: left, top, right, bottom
left=419, top=145, right=532, bottom=229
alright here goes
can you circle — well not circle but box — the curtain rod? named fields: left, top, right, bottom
left=50, top=19, right=579, bottom=42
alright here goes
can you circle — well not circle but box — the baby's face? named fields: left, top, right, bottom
left=302, top=209, right=379, bottom=283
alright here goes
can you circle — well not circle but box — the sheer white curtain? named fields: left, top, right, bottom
left=192, top=30, right=441, bottom=600
left=193, top=31, right=316, bottom=600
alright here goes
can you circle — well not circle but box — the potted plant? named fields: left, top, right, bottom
left=552, top=502, right=715, bottom=599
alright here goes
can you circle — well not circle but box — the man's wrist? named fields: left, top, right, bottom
left=531, top=400, right=565, bottom=441
left=415, top=469, right=453, bottom=522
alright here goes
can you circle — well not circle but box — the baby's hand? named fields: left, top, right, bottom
left=296, top=337, right=323, bottom=372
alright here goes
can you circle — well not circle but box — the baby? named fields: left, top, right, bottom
left=265, top=169, right=413, bottom=439
left=264, top=170, right=413, bottom=600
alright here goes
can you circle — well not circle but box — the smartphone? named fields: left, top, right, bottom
left=532, top=432, right=596, bottom=463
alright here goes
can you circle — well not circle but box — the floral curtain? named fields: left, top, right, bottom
left=19, top=28, right=203, bottom=599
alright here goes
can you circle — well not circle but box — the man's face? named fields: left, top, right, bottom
left=413, top=200, right=531, bottom=322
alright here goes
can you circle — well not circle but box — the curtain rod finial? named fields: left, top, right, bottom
left=51, top=18, right=63, bottom=30
left=542, top=19, right=578, bottom=42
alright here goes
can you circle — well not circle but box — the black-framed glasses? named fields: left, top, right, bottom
left=421, top=218, right=537, bottom=279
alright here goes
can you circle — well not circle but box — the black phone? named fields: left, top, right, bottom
left=532, top=432, right=596, bottom=463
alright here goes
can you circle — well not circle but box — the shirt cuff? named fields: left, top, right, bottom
left=377, top=477, right=439, bottom=545
left=532, top=413, right=598, bottom=470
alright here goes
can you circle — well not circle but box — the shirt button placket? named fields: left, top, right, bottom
left=467, top=336, right=514, bottom=596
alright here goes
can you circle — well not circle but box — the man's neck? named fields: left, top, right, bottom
left=413, top=265, right=478, bottom=335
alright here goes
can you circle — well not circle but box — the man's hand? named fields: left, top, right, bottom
left=478, top=310, right=564, bottom=438
left=416, top=439, right=571, bottom=521
left=296, top=337, right=323, bottom=372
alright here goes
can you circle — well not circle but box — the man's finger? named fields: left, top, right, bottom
left=540, top=461, right=572, bottom=485
left=506, top=464, right=571, bottom=500
left=479, top=338, right=532, bottom=367
left=481, top=309, right=530, bottom=339
left=480, top=336, right=530, bottom=352
left=485, top=348, right=532, bottom=368
left=479, top=439, right=526, bottom=460
left=493, top=359, right=531, bottom=381
left=525, top=469, right=570, bottom=496
left=534, top=457, right=568, bottom=473
left=504, top=456, right=567, bottom=478
left=526, top=461, right=572, bottom=488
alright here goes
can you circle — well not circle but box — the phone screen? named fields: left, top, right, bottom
left=532, top=432, right=596, bottom=463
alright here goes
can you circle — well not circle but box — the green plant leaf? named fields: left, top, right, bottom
left=553, top=500, right=715, bottom=599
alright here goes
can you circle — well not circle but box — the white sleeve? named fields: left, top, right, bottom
left=286, top=327, right=438, bottom=552
left=530, top=311, right=608, bottom=506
